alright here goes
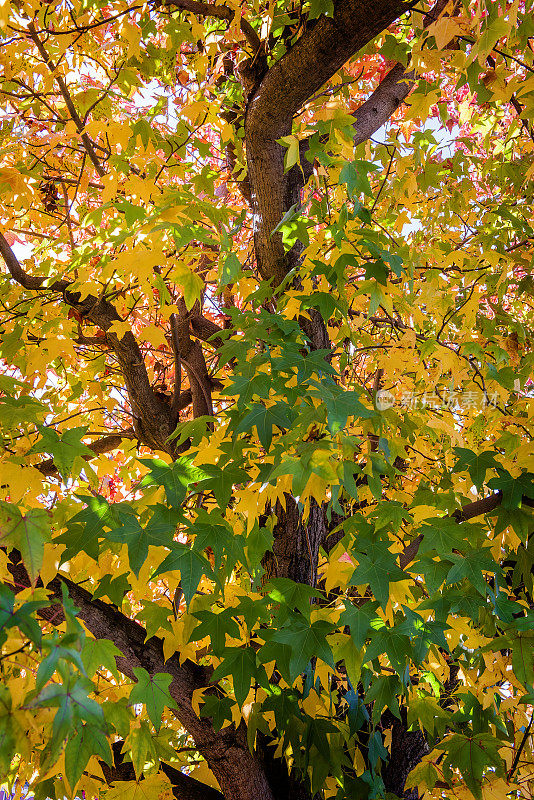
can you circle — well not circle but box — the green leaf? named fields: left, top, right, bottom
left=65, top=725, right=111, bottom=790
left=0, top=394, right=46, bottom=427
left=0, top=583, right=47, bottom=646
left=199, top=694, right=235, bottom=732
left=267, top=577, right=322, bottom=622
left=350, top=552, right=406, bottom=609
left=125, top=721, right=156, bottom=778
left=65, top=729, right=92, bottom=790
left=364, top=260, right=389, bottom=285
left=139, top=457, right=206, bottom=506
left=452, top=448, right=500, bottom=489
left=210, top=647, right=257, bottom=707
left=365, top=624, right=411, bottom=676
left=487, top=469, right=534, bottom=510
left=373, top=500, right=412, bottom=533
left=235, top=402, right=294, bottom=450
left=340, top=160, right=379, bottom=198
left=135, top=601, right=173, bottom=640
left=324, top=390, right=374, bottom=434
left=339, top=601, right=378, bottom=648
left=104, top=504, right=177, bottom=578
left=129, top=667, right=175, bottom=732
left=56, top=494, right=113, bottom=561
left=435, top=733, right=505, bottom=799
left=0, top=503, right=51, bottom=583
left=368, top=730, right=388, bottom=768
left=194, top=463, right=250, bottom=508
left=190, top=609, right=240, bottom=655
left=446, top=551, right=498, bottom=596
left=92, top=572, right=131, bottom=605
left=81, top=637, right=123, bottom=681
left=220, top=252, right=242, bottom=287
left=28, top=425, right=94, bottom=480
left=510, top=632, right=534, bottom=690
left=365, top=675, right=401, bottom=721
left=268, top=618, right=335, bottom=684
left=419, top=516, right=468, bottom=555
left=308, top=0, right=334, bottom=19
left=151, top=543, right=213, bottom=605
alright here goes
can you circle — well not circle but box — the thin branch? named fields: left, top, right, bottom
left=35, top=431, right=136, bottom=477
left=400, top=491, right=534, bottom=568
left=169, top=313, right=182, bottom=425
left=26, top=22, right=106, bottom=177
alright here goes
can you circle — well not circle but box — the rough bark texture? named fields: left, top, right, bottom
left=245, top=0, right=412, bottom=284
left=383, top=718, right=429, bottom=799
left=263, top=495, right=326, bottom=587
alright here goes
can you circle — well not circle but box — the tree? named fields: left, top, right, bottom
left=0, top=0, right=534, bottom=798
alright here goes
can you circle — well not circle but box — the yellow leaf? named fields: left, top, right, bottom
left=108, top=320, right=131, bottom=341
left=0, top=0, right=11, bottom=28
left=190, top=760, right=221, bottom=791
left=278, top=134, right=300, bottom=172
left=0, top=461, right=43, bottom=503
left=331, top=633, right=363, bottom=688
left=174, top=263, right=204, bottom=310
left=426, top=16, right=463, bottom=50
left=105, top=774, right=173, bottom=800
left=142, top=324, right=167, bottom=349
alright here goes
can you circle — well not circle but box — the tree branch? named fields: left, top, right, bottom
left=169, top=313, right=183, bottom=426
left=164, top=0, right=262, bottom=55
left=0, top=232, right=176, bottom=454
left=245, top=0, right=413, bottom=284
left=35, top=431, right=136, bottom=477
left=0, top=231, right=68, bottom=292
left=7, top=555, right=276, bottom=800
left=352, top=62, right=415, bottom=146
left=399, top=491, right=534, bottom=569
left=351, top=0, right=456, bottom=145
left=188, top=313, right=225, bottom=349
left=172, top=300, right=214, bottom=419
left=26, top=22, right=106, bottom=177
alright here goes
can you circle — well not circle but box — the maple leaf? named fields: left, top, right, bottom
left=129, top=668, right=175, bottom=732
left=28, top=425, right=94, bottom=480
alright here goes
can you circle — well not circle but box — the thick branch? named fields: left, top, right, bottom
left=352, top=62, right=414, bottom=146
left=0, top=233, right=176, bottom=454
left=245, top=0, right=412, bottom=284
left=164, top=0, right=262, bottom=55
left=400, top=491, right=534, bottom=568
left=0, top=232, right=68, bottom=292
left=351, top=0, right=456, bottom=145
left=169, top=313, right=183, bottom=426
left=172, top=300, right=214, bottom=419
left=7, top=557, right=276, bottom=800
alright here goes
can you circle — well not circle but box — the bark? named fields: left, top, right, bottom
left=264, top=495, right=327, bottom=587
left=383, top=715, right=429, bottom=799
left=7, top=556, right=275, bottom=800
left=245, top=0, right=413, bottom=285
left=0, top=234, right=205, bottom=457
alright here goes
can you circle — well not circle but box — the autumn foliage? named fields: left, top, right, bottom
left=1, top=1, right=534, bottom=799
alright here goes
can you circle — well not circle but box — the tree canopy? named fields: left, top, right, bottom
left=1, top=1, right=534, bottom=799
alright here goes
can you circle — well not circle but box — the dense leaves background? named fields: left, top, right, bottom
left=1, top=0, right=534, bottom=799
